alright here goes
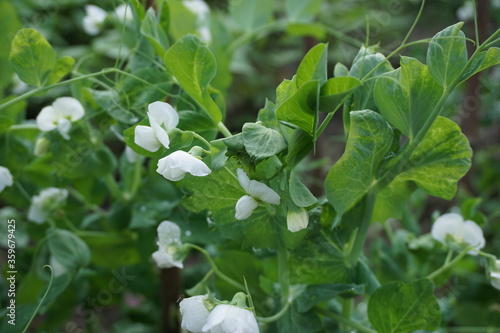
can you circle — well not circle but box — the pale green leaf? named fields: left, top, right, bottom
left=386, top=116, right=472, bottom=199
left=319, top=76, right=360, bottom=112
left=462, top=47, right=500, bottom=82
left=9, top=28, right=56, bottom=87
left=289, top=172, right=317, bottom=207
left=296, top=43, right=328, bottom=88
left=368, top=279, right=441, bottom=333
left=45, top=56, right=75, bottom=86
left=0, top=1, right=21, bottom=87
left=242, top=122, right=287, bottom=160
left=47, top=229, right=90, bottom=270
left=141, top=7, right=170, bottom=56
left=230, top=0, right=274, bottom=31
left=164, top=34, right=221, bottom=123
left=285, top=0, right=322, bottom=23
left=276, top=80, right=318, bottom=134
left=374, top=57, right=443, bottom=140
left=325, top=110, right=393, bottom=215
left=427, top=22, right=467, bottom=88
left=334, top=62, right=349, bottom=77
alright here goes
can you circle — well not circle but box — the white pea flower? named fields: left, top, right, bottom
left=83, top=5, right=107, bottom=35
left=287, top=208, right=309, bottom=232
left=180, top=295, right=212, bottom=332
left=0, top=166, right=14, bottom=193
left=202, top=303, right=259, bottom=333
left=152, top=221, right=186, bottom=268
left=489, top=260, right=500, bottom=290
left=431, top=213, right=485, bottom=255
left=114, top=4, right=133, bottom=22
left=183, top=0, right=212, bottom=43
left=134, top=102, right=179, bottom=152
left=28, top=187, right=68, bottom=224
left=456, top=1, right=474, bottom=21
left=156, top=150, right=211, bottom=181
left=36, top=97, right=85, bottom=140
left=235, top=168, right=280, bottom=220
left=11, top=73, right=29, bottom=94
left=34, top=137, right=50, bottom=156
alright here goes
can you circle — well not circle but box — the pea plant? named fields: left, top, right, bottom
left=1, top=0, right=500, bottom=332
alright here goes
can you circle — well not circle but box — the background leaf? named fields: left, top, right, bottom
left=164, top=34, right=221, bottom=123
left=374, top=57, right=443, bottom=140
left=368, top=278, right=441, bottom=333
left=324, top=110, right=393, bottom=215
left=427, top=23, right=467, bottom=88
left=9, top=28, right=56, bottom=87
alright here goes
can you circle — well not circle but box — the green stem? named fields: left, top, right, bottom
left=277, top=246, right=290, bottom=303
left=257, top=301, right=291, bottom=323
left=22, top=265, right=54, bottom=333
left=187, top=131, right=212, bottom=149
left=14, top=181, right=31, bottom=203
left=67, top=187, right=107, bottom=215
left=427, top=247, right=471, bottom=280
left=127, top=156, right=142, bottom=200
left=347, top=192, right=376, bottom=266
left=0, top=69, right=115, bottom=111
left=217, top=122, right=232, bottom=138
left=187, top=244, right=245, bottom=291
left=316, top=308, right=377, bottom=333
left=104, top=174, right=123, bottom=201
left=401, top=0, right=426, bottom=46
left=341, top=298, right=353, bottom=332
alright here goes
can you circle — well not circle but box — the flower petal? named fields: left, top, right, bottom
left=57, top=118, right=72, bottom=140
left=152, top=250, right=183, bottom=269
left=148, top=101, right=179, bottom=130
left=180, top=295, right=210, bottom=332
left=462, top=220, right=485, bottom=254
left=0, top=166, right=14, bottom=193
left=202, top=304, right=231, bottom=332
left=52, top=97, right=85, bottom=121
left=235, top=195, right=258, bottom=220
left=157, top=221, right=182, bottom=249
left=431, top=213, right=463, bottom=244
left=236, top=168, right=280, bottom=204
left=220, top=306, right=259, bottom=333
left=149, top=116, right=171, bottom=149
left=156, top=151, right=211, bottom=181
left=287, top=208, right=309, bottom=232
left=36, top=106, right=59, bottom=131
left=134, top=125, right=161, bottom=152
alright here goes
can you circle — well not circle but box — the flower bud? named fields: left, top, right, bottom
left=34, top=137, right=50, bottom=156
left=287, top=208, right=309, bottom=232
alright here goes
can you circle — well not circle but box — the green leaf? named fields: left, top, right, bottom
left=325, top=110, right=393, bottom=215
left=285, top=128, right=313, bottom=167
left=276, top=80, right=318, bottom=134
left=296, top=43, right=328, bottom=88
left=9, top=28, right=56, bottom=87
left=289, top=172, right=317, bottom=207
left=167, top=0, right=197, bottom=40
left=278, top=305, right=322, bottom=333
left=229, top=0, right=274, bottom=31
left=319, top=76, right=360, bottom=112
left=82, top=232, right=140, bottom=267
left=45, top=56, right=75, bottom=86
left=374, top=57, right=443, bottom=140
left=286, top=23, right=326, bottom=39
left=0, top=1, right=21, bottom=88
left=141, top=7, right=170, bottom=57
left=334, top=62, right=349, bottom=77
left=164, top=34, right=221, bottom=123
left=348, top=47, right=393, bottom=111
left=462, top=47, right=500, bottom=81
left=427, top=23, right=467, bottom=88
left=285, top=0, right=322, bottom=23
left=0, top=97, right=26, bottom=133
left=295, top=284, right=363, bottom=313
left=47, top=229, right=91, bottom=271
left=288, top=231, right=348, bottom=284
left=384, top=116, right=472, bottom=199
left=368, top=278, right=441, bottom=333
left=242, top=122, right=287, bottom=160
